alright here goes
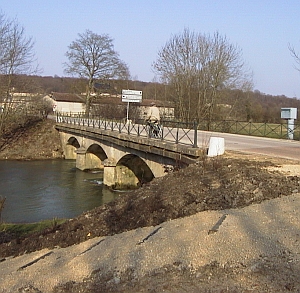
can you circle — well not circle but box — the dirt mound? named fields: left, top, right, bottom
left=1, top=154, right=299, bottom=258
left=0, top=118, right=63, bottom=160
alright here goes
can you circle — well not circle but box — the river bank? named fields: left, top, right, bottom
left=0, top=119, right=63, bottom=160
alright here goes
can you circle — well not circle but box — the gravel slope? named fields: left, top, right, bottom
left=1, top=192, right=300, bottom=292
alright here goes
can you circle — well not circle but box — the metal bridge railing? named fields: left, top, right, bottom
left=56, top=113, right=300, bottom=147
left=197, top=119, right=300, bottom=140
left=56, top=113, right=199, bottom=148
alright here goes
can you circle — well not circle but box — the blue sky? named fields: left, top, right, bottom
left=1, top=0, right=300, bottom=98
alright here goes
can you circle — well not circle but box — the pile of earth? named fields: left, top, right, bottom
left=0, top=117, right=63, bottom=160
left=1, top=153, right=299, bottom=259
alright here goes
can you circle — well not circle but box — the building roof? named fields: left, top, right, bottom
left=50, top=92, right=85, bottom=103
left=49, top=92, right=174, bottom=108
left=93, top=97, right=174, bottom=108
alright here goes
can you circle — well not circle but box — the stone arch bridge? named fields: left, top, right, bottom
left=56, top=123, right=202, bottom=189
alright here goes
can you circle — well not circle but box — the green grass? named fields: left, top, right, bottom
left=0, top=218, right=66, bottom=238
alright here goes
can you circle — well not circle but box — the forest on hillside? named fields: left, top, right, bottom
left=5, top=74, right=300, bottom=124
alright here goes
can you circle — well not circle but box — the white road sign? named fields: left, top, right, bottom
left=122, top=89, right=142, bottom=103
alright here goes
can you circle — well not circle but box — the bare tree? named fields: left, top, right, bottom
left=153, top=29, right=253, bottom=122
left=288, top=43, right=300, bottom=72
left=64, top=30, right=130, bottom=115
left=0, top=12, right=39, bottom=136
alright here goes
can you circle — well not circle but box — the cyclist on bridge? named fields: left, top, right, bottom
left=146, top=102, right=160, bottom=123
left=146, top=102, right=161, bottom=138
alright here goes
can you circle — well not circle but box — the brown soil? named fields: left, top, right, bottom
left=0, top=118, right=63, bottom=160
left=1, top=119, right=300, bottom=292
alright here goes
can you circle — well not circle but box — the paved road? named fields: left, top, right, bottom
left=198, top=130, right=300, bottom=161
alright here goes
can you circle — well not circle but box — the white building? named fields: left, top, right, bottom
left=43, top=92, right=86, bottom=113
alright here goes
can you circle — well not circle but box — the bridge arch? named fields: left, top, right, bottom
left=64, top=136, right=80, bottom=159
left=114, top=154, right=154, bottom=188
left=77, top=143, right=108, bottom=171
left=86, top=143, right=108, bottom=161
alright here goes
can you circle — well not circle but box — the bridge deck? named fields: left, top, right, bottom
left=56, top=123, right=203, bottom=164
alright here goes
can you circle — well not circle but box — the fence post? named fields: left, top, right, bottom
left=193, top=121, right=198, bottom=148
left=176, top=122, right=179, bottom=144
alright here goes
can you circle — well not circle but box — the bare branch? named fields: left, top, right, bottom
left=0, top=12, right=39, bottom=136
left=288, top=43, right=300, bottom=72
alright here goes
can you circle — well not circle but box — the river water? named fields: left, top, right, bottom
left=0, top=160, right=118, bottom=223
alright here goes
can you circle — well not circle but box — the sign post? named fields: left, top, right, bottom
left=122, top=90, right=142, bottom=123
left=281, top=108, right=297, bottom=139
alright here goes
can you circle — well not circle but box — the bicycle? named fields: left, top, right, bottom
left=147, top=121, right=162, bottom=139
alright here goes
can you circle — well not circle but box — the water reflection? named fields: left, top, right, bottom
left=0, top=160, right=118, bottom=223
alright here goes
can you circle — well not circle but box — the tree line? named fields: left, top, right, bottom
left=9, top=75, right=300, bottom=124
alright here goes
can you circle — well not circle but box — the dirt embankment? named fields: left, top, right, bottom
left=0, top=118, right=63, bottom=160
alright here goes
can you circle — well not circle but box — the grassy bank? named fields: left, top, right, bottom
left=0, top=218, right=66, bottom=239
